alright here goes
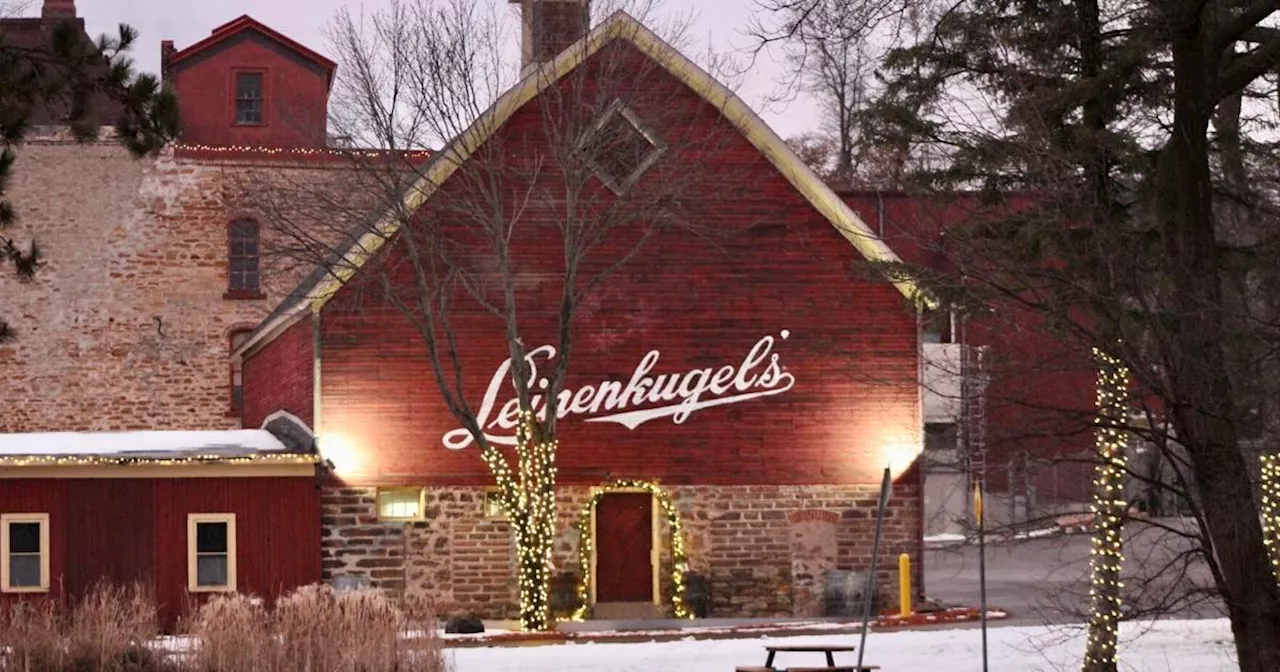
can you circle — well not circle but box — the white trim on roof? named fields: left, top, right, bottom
left=0, top=429, right=288, bottom=458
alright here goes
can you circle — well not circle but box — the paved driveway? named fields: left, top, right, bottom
left=924, top=519, right=1221, bottom=626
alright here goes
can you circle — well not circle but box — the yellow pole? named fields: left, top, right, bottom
left=898, top=552, right=912, bottom=617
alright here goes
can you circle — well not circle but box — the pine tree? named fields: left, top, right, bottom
left=846, top=0, right=1280, bottom=668
left=0, top=18, right=179, bottom=340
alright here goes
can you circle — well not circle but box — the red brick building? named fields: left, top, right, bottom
left=0, top=4, right=342, bottom=627
left=842, top=192, right=1100, bottom=532
left=236, top=7, right=926, bottom=619
left=1, top=0, right=1100, bottom=626
left=162, top=15, right=336, bottom=149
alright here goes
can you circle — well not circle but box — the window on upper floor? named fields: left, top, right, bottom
left=235, top=72, right=264, bottom=126
left=226, top=219, right=261, bottom=298
left=578, top=100, right=666, bottom=195
left=229, top=328, right=253, bottom=414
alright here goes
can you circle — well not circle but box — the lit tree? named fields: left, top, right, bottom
left=1082, top=348, right=1131, bottom=672
left=748, top=0, right=1280, bottom=666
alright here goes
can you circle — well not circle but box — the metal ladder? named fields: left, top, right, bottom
left=960, top=344, right=989, bottom=484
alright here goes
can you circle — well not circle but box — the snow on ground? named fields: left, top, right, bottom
left=450, top=619, right=1237, bottom=671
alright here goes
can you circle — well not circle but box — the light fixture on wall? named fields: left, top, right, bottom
left=316, top=433, right=364, bottom=475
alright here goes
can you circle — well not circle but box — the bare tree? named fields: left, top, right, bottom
left=240, top=0, right=733, bottom=631
left=749, top=0, right=921, bottom=185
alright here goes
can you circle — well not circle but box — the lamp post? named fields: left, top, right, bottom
left=974, top=478, right=989, bottom=672
left=856, top=467, right=893, bottom=671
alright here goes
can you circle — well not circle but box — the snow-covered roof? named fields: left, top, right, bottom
left=0, top=429, right=305, bottom=461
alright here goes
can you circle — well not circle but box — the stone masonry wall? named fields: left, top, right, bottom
left=321, top=480, right=922, bottom=620
left=0, top=137, right=343, bottom=432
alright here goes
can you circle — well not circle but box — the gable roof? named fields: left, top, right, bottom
left=169, top=15, right=336, bottom=85
left=235, top=11, right=924, bottom=362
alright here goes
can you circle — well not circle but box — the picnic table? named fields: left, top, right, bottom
left=733, top=644, right=880, bottom=672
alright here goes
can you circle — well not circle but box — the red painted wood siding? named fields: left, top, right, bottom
left=841, top=192, right=1097, bottom=497
left=169, top=33, right=329, bottom=148
left=302, top=42, right=921, bottom=487
left=65, top=480, right=155, bottom=597
left=0, top=480, right=69, bottom=602
left=0, top=477, right=320, bottom=629
left=153, top=478, right=322, bottom=626
left=242, top=315, right=314, bottom=428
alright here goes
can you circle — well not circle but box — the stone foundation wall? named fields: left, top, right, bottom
left=320, top=479, right=922, bottom=620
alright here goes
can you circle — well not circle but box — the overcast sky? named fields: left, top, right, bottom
left=49, top=0, right=822, bottom=140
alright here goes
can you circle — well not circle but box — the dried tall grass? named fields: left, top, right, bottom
left=0, top=582, right=167, bottom=672
left=0, top=583, right=447, bottom=672
left=189, top=585, right=447, bottom=672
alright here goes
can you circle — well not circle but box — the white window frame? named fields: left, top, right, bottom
left=376, top=487, right=426, bottom=522
left=187, top=513, right=237, bottom=593
left=1, top=513, right=50, bottom=593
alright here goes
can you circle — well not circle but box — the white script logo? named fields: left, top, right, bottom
left=441, top=330, right=795, bottom=449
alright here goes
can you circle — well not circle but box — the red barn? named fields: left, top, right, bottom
left=236, top=8, right=926, bottom=619
left=0, top=415, right=321, bottom=629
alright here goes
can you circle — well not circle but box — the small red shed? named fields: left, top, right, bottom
left=0, top=413, right=322, bottom=629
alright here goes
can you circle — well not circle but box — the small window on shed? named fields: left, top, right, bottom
left=188, top=514, right=236, bottom=592
left=377, top=487, right=425, bottom=522
left=578, top=100, right=666, bottom=194
left=226, top=219, right=261, bottom=298
left=234, top=72, right=264, bottom=125
left=1, top=514, right=49, bottom=593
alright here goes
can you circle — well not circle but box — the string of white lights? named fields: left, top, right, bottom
left=1082, top=347, right=1131, bottom=672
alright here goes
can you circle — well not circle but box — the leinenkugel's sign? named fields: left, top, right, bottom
left=442, top=330, right=795, bottom=449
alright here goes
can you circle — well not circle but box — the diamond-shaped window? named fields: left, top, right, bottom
left=579, top=101, right=666, bottom=194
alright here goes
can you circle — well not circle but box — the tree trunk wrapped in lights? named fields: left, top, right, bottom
left=1082, top=348, right=1131, bottom=672
left=482, top=410, right=558, bottom=631
left=1260, top=454, right=1280, bottom=582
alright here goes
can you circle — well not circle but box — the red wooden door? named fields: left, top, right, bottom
left=594, top=493, right=653, bottom=602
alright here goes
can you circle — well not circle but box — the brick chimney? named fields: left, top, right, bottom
left=161, top=40, right=175, bottom=82
left=509, top=0, right=590, bottom=73
left=41, top=0, right=75, bottom=19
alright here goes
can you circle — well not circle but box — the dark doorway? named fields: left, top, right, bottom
left=594, top=492, right=654, bottom=603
